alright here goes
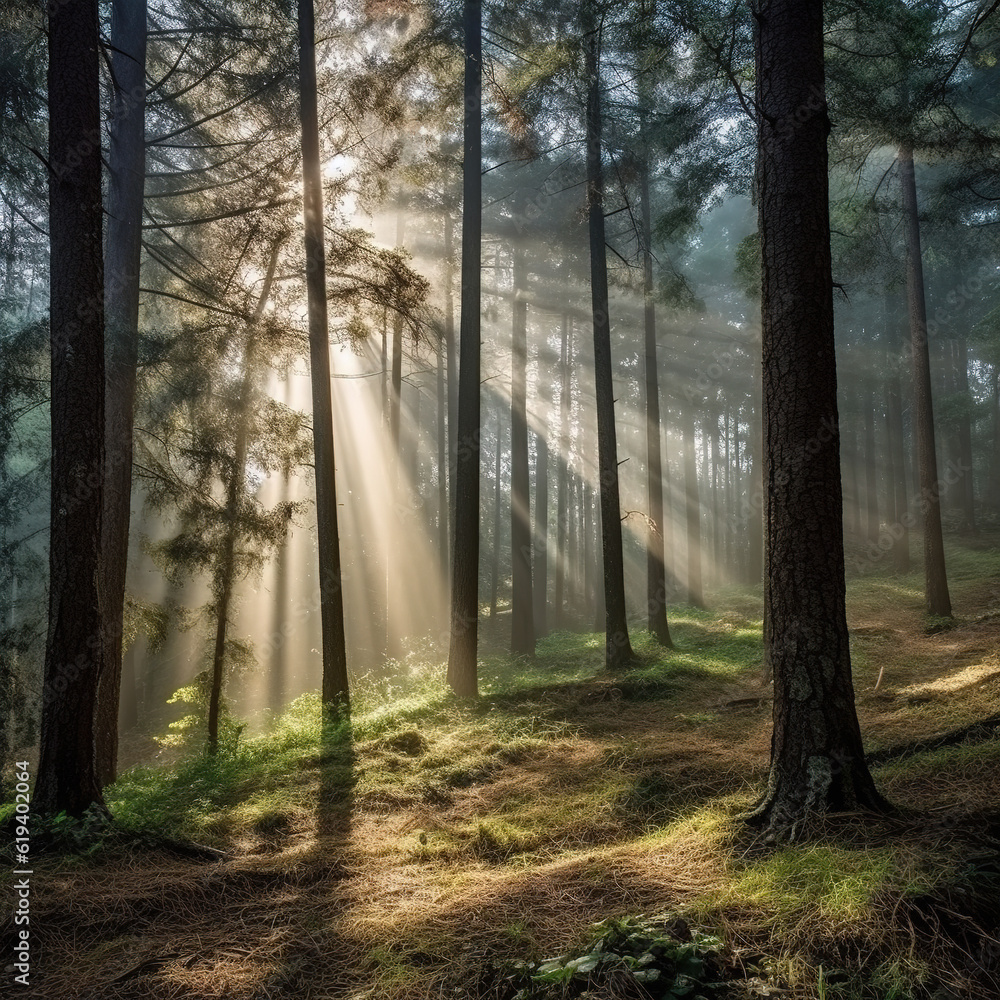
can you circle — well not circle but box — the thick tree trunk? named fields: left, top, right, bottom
left=748, top=0, right=888, bottom=838
left=96, top=0, right=147, bottom=787
left=35, top=0, right=107, bottom=818
left=641, top=156, right=672, bottom=646
left=584, top=9, right=633, bottom=669
left=510, top=223, right=534, bottom=655
left=898, top=144, right=951, bottom=617
left=298, top=0, right=349, bottom=712
left=447, top=0, right=482, bottom=696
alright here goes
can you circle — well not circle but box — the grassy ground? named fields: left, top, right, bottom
left=4, top=533, right=1000, bottom=999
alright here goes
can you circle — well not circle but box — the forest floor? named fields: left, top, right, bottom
left=5, top=533, right=1000, bottom=1000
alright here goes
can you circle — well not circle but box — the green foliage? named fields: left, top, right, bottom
left=499, top=917, right=726, bottom=999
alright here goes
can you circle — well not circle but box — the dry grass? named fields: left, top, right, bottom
left=5, top=535, right=1000, bottom=999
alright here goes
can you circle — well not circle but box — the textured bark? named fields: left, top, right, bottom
left=299, top=0, right=349, bottom=712
left=584, top=8, right=633, bottom=669
left=97, top=0, right=147, bottom=787
left=447, top=0, right=482, bottom=696
left=748, top=0, right=888, bottom=838
left=510, top=221, right=534, bottom=655
left=641, top=155, right=672, bottom=646
left=899, top=145, right=951, bottom=617
left=35, top=0, right=107, bottom=817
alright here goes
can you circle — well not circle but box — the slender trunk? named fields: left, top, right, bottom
left=748, top=349, right=764, bottom=584
left=554, top=315, right=571, bottom=625
left=749, top=0, right=887, bottom=835
left=533, top=425, right=549, bottom=637
left=35, top=0, right=106, bottom=817
left=489, top=413, right=502, bottom=621
left=682, top=405, right=703, bottom=608
left=510, top=219, right=534, bottom=655
left=899, top=144, right=951, bottom=617
left=299, top=0, right=349, bottom=712
left=641, top=154, right=672, bottom=646
left=447, top=0, right=482, bottom=696
left=207, top=244, right=280, bottom=752
left=584, top=9, right=633, bottom=668
left=988, top=366, right=1000, bottom=508
left=710, top=412, right=721, bottom=584
left=864, top=387, right=880, bottom=545
left=96, top=0, right=147, bottom=787
left=885, top=298, right=910, bottom=571
left=436, top=325, right=448, bottom=570
left=956, top=333, right=975, bottom=532
left=444, top=211, right=458, bottom=565
left=390, top=207, right=405, bottom=457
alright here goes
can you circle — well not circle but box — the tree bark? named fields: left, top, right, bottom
left=97, top=0, right=147, bottom=787
left=584, top=7, right=633, bottom=669
left=748, top=0, right=888, bottom=838
left=298, top=0, right=349, bottom=712
left=641, top=152, right=672, bottom=646
left=682, top=404, right=703, bottom=608
left=554, top=315, right=571, bottom=625
left=447, top=0, right=482, bottom=696
left=899, top=144, right=951, bottom=617
left=510, top=219, right=534, bottom=655
left=35, top=0, right=107, bottom=817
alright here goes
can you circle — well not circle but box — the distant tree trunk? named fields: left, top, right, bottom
left=885, top=299, right=910, bottom=571
left=842, top=417, right=860, bottom=537
left=554, top=315, right=571, bottom=625
left=298, top=0, right=349, bottom=712
left=682, top=405, right=704, bottom=608
left=436, top=326, right=449, bottom=571
left=748, top=348, right=765, bottom=583
left=955, top=333, right=975, bottom=532
left=641, top=154, right=672, bottom=646
left=987, top=366, right=1000, bottom=509
left=899, top=144, right=951, bottom=617
left=533, top=427, right=549, bottom=640
left=489, top=414, right=502, bottom=622
left=510, top=221, right=534, bottom=655
left=584, top=8, right=633, bottom=668
left=96, top=0, right=147, bottom=787
left=710, top=411, right=721, bottom=583
left=864, top=387, right=880, bottom=545
left=447, top=0, right=482, bottom=696
left=748, top=0, right=888, bottom=837
left=35, top=0, right=107, bottom=818
left=444, top=210, right=459, bottom=560
left=207, top=244, right=280, bottom=752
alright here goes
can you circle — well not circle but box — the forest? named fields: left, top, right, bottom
left=3, top=0, right=1000, bottom=996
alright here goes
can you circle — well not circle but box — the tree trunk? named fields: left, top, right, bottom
left=207, top=243, right=280, bottom=752
left=298, top=0, right=349, bottom=712
left=955, top=333, right=976, bottom=532
left=584, top=8, right=633, bottom=669
left=96, top=0, right=147, bottom=787
left=436, top=323, right=449, bottom=571
left=510, top=221, right=534, bottom=655
left=35, top=0, right=107, bottom=818
left=444, top=210, right=459, bottom=566
left=641, top=154, right=672, bottom=646
left=554, top=315, right=571, bottom=626
left=533, top=428, right=549, bottom=640
left=864, top=387, right=880, bottom=545
left=682, top=405, right=704, bottom=608
left=489, top=413, right=502, bottom=622
left=987, top=366, right=1000, bottom=509
left=885, top=298, right=910, bottom=571
left=447, top=0, right=482, bottom=696
left=748, top=0, right=888, bottom=838
left=899, top=144, right=951, bottom=617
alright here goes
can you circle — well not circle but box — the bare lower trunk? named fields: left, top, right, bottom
left=899, top=144, right=951, bottom=617
left=35, top=0, right=107, bottom=818
left=299, top=0, right=349, bottom=712
left=96, top=0, right=146, bottom=787
left=584, top=8, right=633, bottom=668
left=682, top=405, right=703, bottom=608
left=748, top=0, right=887, bottom=837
